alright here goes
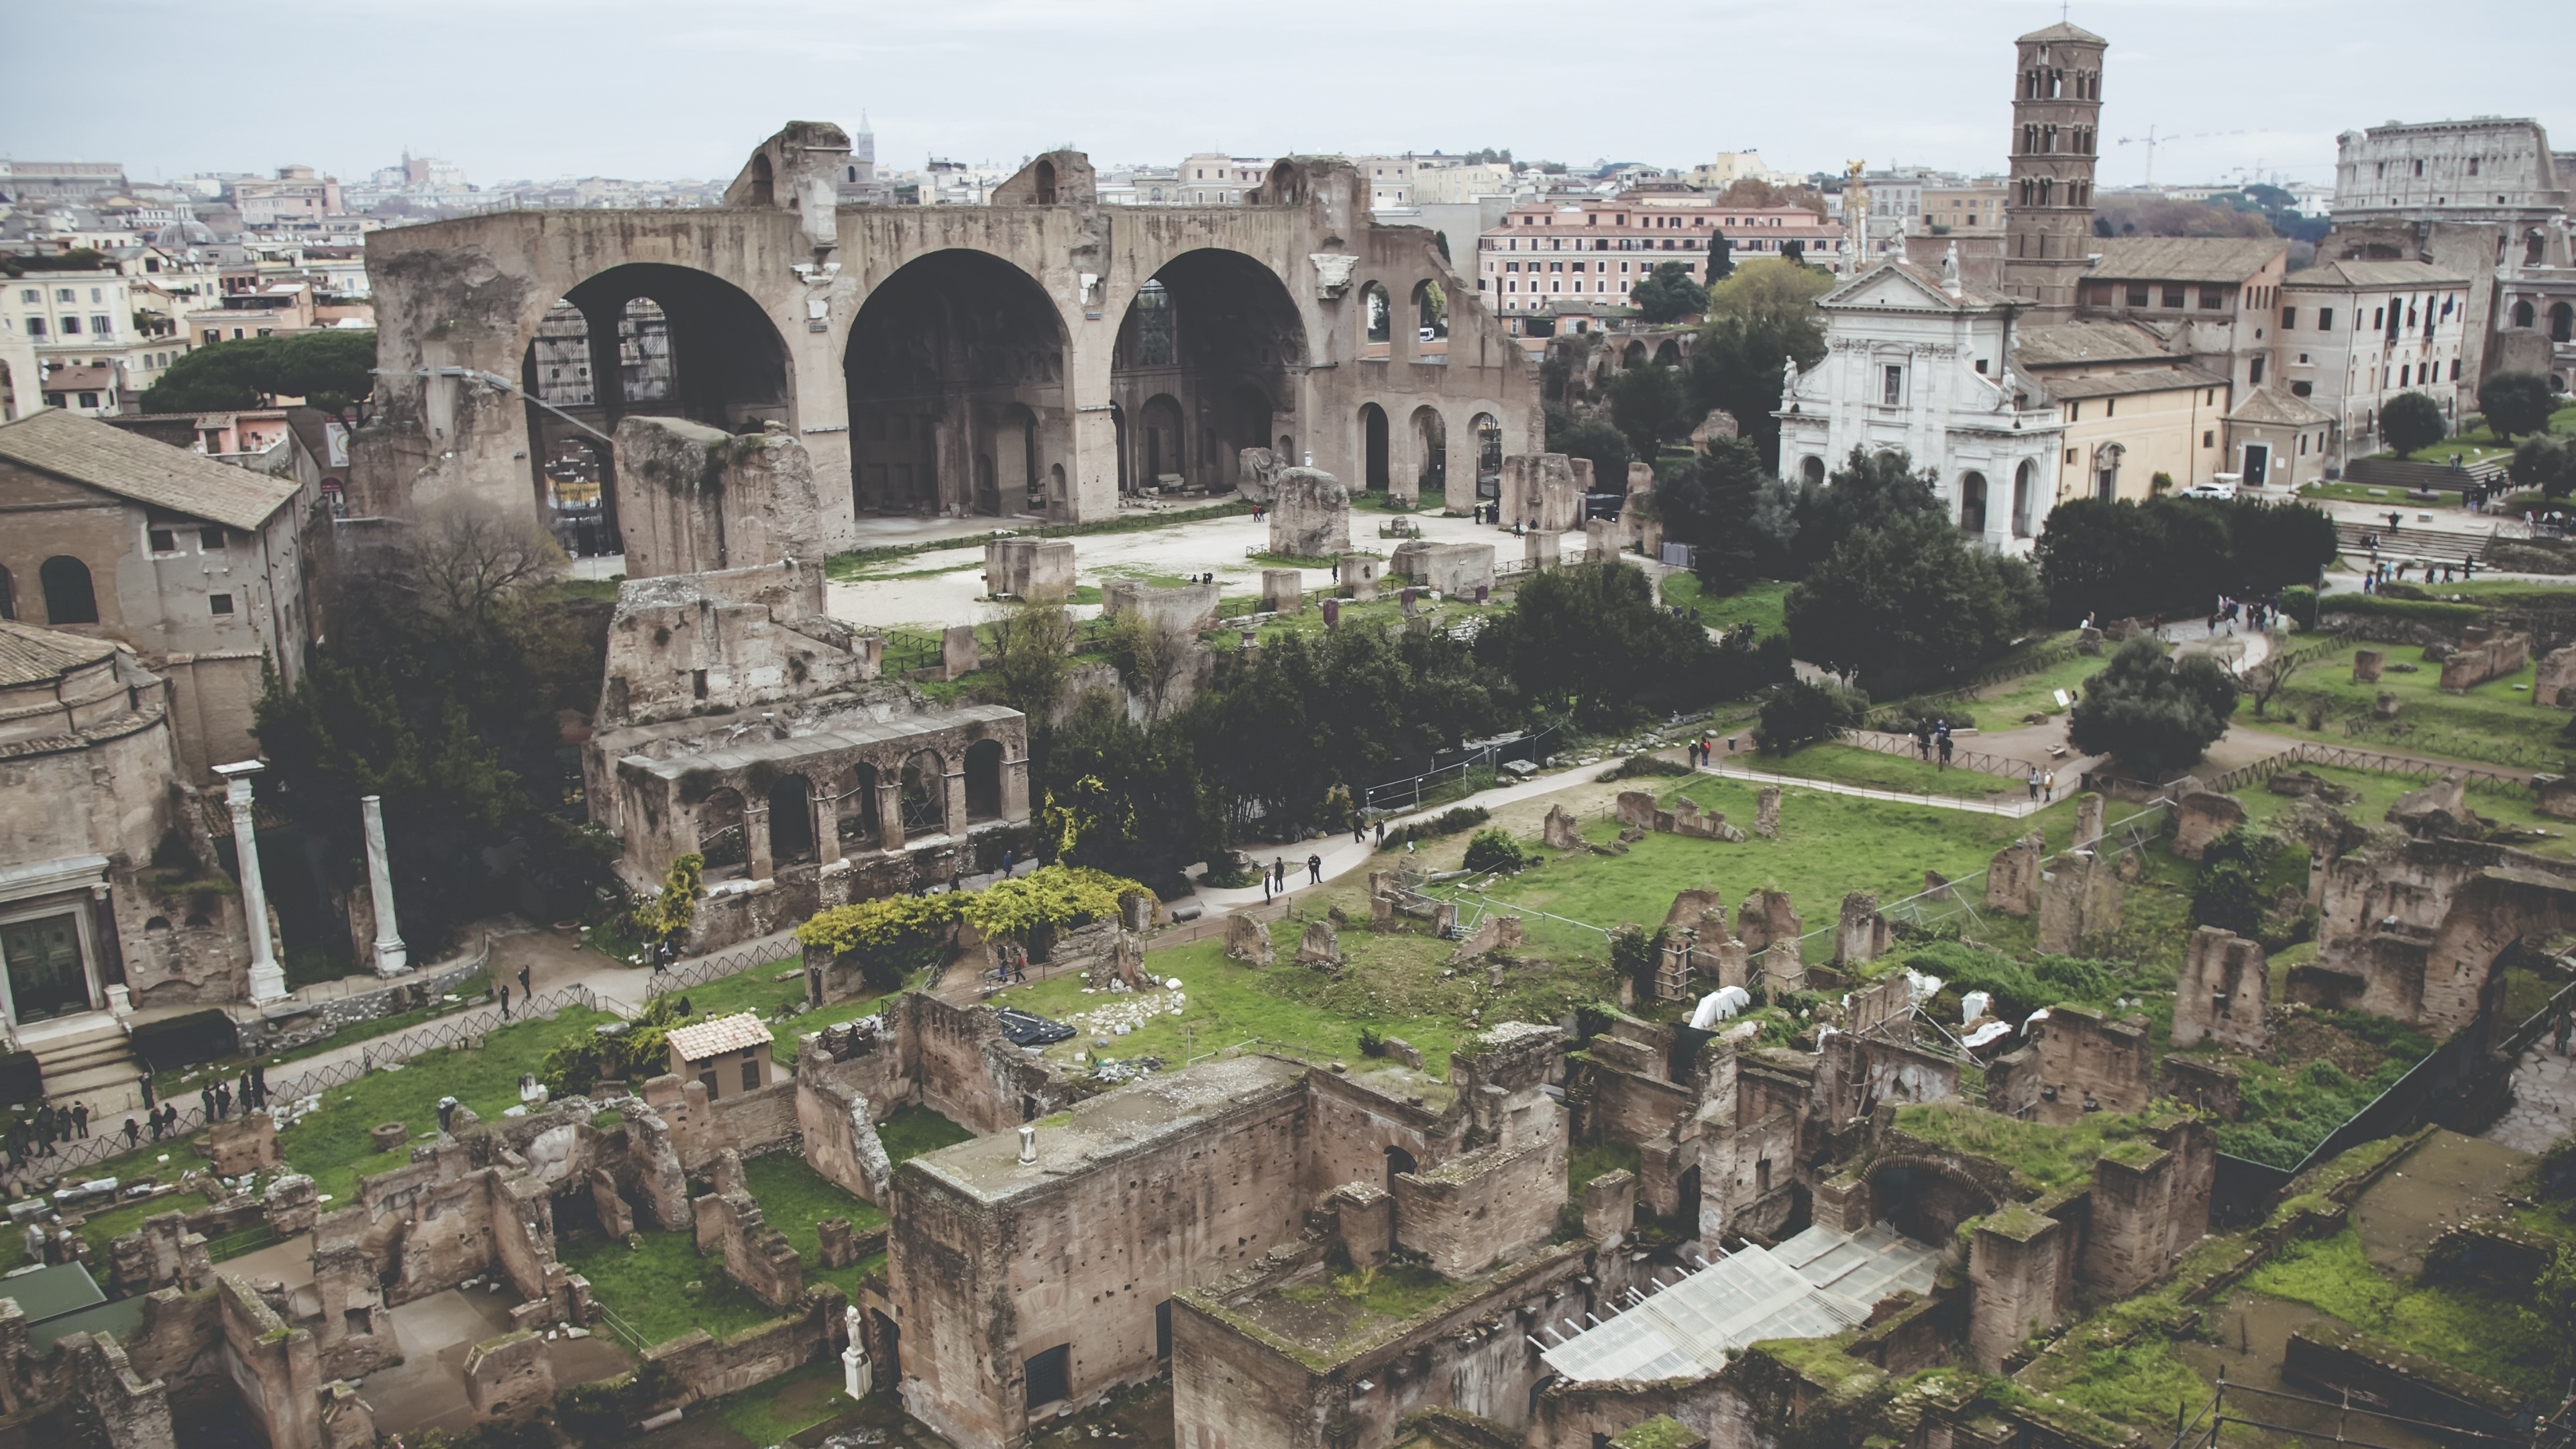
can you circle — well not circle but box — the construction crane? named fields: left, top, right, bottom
left=2114, top=125, right=2249, bottom=186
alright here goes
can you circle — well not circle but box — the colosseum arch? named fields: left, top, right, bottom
left=844, top=248, right=1069, bottom=520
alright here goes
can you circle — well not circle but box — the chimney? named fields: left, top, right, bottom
left=1018, top=1124, right=1038, bottom=1164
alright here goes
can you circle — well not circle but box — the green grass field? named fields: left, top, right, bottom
left=559, top=1226, right=783, bottom=1347
left=2265, top=643, right=2571, bottom=769
left=1659, top=576, right=1789, bottom=636
left=2234, top=759, right=2573, bottom=857
left=743, top=1152, right=888, bottom=1301
left=1743, top=745, right=2025, bottom=800
left=1972, top=650, right=2106, bottom=722
left=1432, top=778, right=2088, bottom=963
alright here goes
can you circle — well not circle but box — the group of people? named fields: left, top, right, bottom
left=199, top=1062, right=270, bottom=1124
left=2023, top=766, right=2061, bottom=801
left=2359, top=555, right=2476, bottom=592
left=2206, top=595, right=2281, bottom=634
left=1258, top=853, right=1326, bottom=901
left=3, top=1100, right=89, bottom=1171
left=1683, top=735, right=1721, bottom=768
left=1911, top=718, right=1957, bottom=767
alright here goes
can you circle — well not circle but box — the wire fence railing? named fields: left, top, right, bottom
left=1858, top=639, right=2086, bottom=731
left=1362, top=724, right=1570, bottom=814
left=1835, top=729, right=2043, bottom=784
left=2, top=980, right=612, bottom=1191
left=2196, top=739, right=2534, bottom=798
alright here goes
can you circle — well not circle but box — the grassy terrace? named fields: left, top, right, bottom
left=1657, top=576, right=1790, bottom=635
left=1743, top=743, right=2026, bottom=799
left=2237, top=758, right=2574, bottom=857
left=2265, top=641, right=2569, bottom=769
left=1891, top=1099, right=2183, bottom=1193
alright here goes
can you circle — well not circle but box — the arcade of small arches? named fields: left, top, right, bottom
left=2506, top=297, right=2575, bottom=345
left=635, top=710, right=1030, bottom=888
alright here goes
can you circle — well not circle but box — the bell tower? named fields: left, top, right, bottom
left=2001, top=21, right=2106, bottom=317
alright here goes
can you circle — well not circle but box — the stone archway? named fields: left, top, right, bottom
left=1867, top=1155, right=2000, bottom=1247
left=1110, top=249, right=1307, bottom=497
left=844, top=249, right=1067, bottom=519
left=519, top=262, right=794, bottom=542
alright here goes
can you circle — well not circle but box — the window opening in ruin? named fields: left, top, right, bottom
left=1384, top=1144, right=1417, bottom=1188
left=1411, top=407, right=1446, bottom=494
left=39, top=555, right=97, bottom=625
left=1025, top=1343, right=1071, bottom=1410
left=1360, top=404, right=1391, bottom=492
left=1473, top=413, right=1503, bottom=498
left=965, top=739, right=1004, bottom=822
left=1032, top=159, right=1057, bottom=207
left=900, top=752, right=945, bottom=836
left=1413, top=280, right=1448, bottom=345
left=1155, top=1300, right=1173, bottom=1360
left=699, top=788, right=748, bottom=876
left=839, top=765, right=880, bottom=847
left=748, top=153, right=774, bottom=207
left=1132, top=281, right=1175, bottom=368
left=768, top=775, right=816, bottom=865
left=1361, top=282, right=1392, bottom=346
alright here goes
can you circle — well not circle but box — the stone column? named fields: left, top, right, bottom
left=877, top=775, right=906, bottom=854
left=744, top=802, right=775, bottom=881
left=943, top=761, right=969, bottom=839
left=215, top=761, right=286, bottom=1004
left=813, top=789, right=842, bottom=867
left=360, top=795, right=407, bottom=977
left=1002, top=751, right=1031, bottom=820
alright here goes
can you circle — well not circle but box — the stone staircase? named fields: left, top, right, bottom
left=2330, top=519, right=2496, bottom=563
left=2343, top=456, right=2507, bottom=493
left=23, top=1016, right=141, bottom=1103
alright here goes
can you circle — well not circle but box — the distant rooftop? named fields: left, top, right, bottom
left=905, top=1054, right=1307, bottom=1205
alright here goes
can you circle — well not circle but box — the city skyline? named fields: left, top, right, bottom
left=2, top=0, right=2568, bottom=197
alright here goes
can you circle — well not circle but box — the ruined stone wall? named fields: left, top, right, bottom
left=1967, top=1204, right=2071, bottom=1372
left=1986, top=1008, right=2151, bottom=1126
left=1389, top=539, right=1497, bottom=596
left=2076, top=1119, right=2215, bottom=1301
left=2310, top=837, right=2576, bottom=1030
left=1811, top=1033, right=1958, bottom=1131
left=359, top=149, right=1536, bottom=531
left=1303, top=1069, right=1460, bottom=1203
left=1173, top=1244, right=1595, bottom=1449
left=594, top=559, right=871, bottom=730
left=889, top=1061, right=1314, bottom=1448
left=616, top=417, right=833, bottom=580
left=2171, top=927, right=2268, bottom=1052
left=639, top=1289, right=843, bottom=1409
left=1392, top=1132, right=1566, bottom=1277
left=1498, top=453, right=1585, bottom=533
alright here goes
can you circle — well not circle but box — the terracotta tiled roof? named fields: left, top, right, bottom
left=2282, top=259, right=2471, bottom=290
left=666, top=1012, right=772, bottom=1061
left=2225, top=386, right=2334, bottom=427
left=0, top=407, right=299, bottom=532
left=0, top=620, right=114, bottom=688
left=2086, top=237, right=2287, bottom=285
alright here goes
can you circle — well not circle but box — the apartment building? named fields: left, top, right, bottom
left=1176, top=154, right=1269, bottom=205
left=1477, top=197, right=1840, bottom=317
left=2275, top=259, right=2472, bottom=468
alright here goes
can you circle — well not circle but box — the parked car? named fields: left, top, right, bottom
left=2182, top=474, right=2241, bottom=500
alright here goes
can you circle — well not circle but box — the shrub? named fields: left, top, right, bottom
left=2281, top=586, right=2318, bottom=629
left=2379, top=391, right=2447, bottom=456
left=1462, top=828, right=1528, bottom=873
left=2067, top=635, right=2237, bottom=779
left=1609, top=926, right=1666, bottom=999
left=1383, top=804, right=1490, bottom=848
left=2479, top=369, right=2559, bottom=440
left=1753, top=678, right=1869, bottom=755
left=1601, top=752, right=1693, bottom=780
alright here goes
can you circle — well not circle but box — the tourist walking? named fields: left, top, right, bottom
left=496, top=983, right=511, bottom=1020
left=1307, top=853, right=1323, bottom=885
left=2027, top=767, right=2041, bottom=800
left=519, top=963, right=533, bottom=999
left=70, top=1102, right=87, bottom=1138
left=121, top=1118, right=140, bottom=1149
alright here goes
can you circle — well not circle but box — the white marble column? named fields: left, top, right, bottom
left=361, top=794, right=407, bottom=976
left=215, top=761, right=286, bottom=1004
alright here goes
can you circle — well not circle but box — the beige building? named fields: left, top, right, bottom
left=1175, top=154, right=1269, bottom=205
left=666, top=1012, right=777, bottom=1099
left=1479, top=196, right=1841, bottom=319
left=2073, top=237, right=2291, bottom=398
left=1922, top=180, right=2009, bottom=238
left=2275, top=258, right=2473, bottom=468
left=0, top=409, right=317, bottom=780
left=2044, top=366, right=2229, bottom=502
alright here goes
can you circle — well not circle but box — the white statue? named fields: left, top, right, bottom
left=1780, top=354, right=1799, bottom=400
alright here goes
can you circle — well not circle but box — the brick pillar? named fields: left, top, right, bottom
left=943, top=761, right=969, bottom=838
left=1969, top=1204, right=2066, bottom=1372
left=1002, top=751, right=1031, bottom=820
left=745, top=802, right=774, bottom=880
left=877, top=777, right=905, bottom=853
left=813, top=789, right=842, bottom=867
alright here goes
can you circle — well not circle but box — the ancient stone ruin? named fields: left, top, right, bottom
left=1388, top=539, right=1497, bottom=598
left=2170, top=789, right=2248, bottom=859
left=1833, top=892, right=1892, bottom=967
left=616, top=417, right=832, bottom=580
left=1102, top=577, right=1221, bottom=635
left=2352, top=649, right=2384, bottom=684
left=1735, top=888, right=1805, bottom=991
left=1498, top=452, right=1587, bottom=533
left=1754, top=785, right=1781, bottom=839
left=2037, top=847, right=2123, bottom=952
left=1986, top=832, right=2044, bottom=914
left=983, top=537, right=1077, bottom=601
left=2171, top=926, right=2269, bottom=1052
left=2438, top=626, right=2528, bottom=692
left=1542, top=804, right=1587, bottom=851
left=1616, top=790, right=1747, bottom=842
left=1269, top=467, right=1352, bottom=557
left=1295, top=919, right=1342, bottom=969
left=1988, top=1005, right=2153, bottom=1125
left=1259, top=568, right=1302, bottom=614
left=2536, top=643, right=2576, bottom=707
left=1224, top=911, right=1274, bottom=966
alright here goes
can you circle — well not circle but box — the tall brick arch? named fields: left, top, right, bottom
left=358, top=133, right=1538, bottom=540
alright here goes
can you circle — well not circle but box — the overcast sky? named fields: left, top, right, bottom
left=3, top=0, right=2567, bottom=193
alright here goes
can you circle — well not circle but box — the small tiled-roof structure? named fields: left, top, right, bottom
left=665, top=1012, right=772, bottom=1063
left=2013, top=320, right=2174, bottom=368
left=2225, top=386, right=2334, bottom=428
left=0, top=407, right=299, bottom=532
left=2041, top=363, right=2229, bottom=401
left=0, top=620, right=115, bottom=688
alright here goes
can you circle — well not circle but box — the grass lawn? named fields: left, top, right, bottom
left=1746, top=744, right=2025, bottom=799
left=1660, top=576, right=1789, bottom=637
left=275, top=1005, right=624, bottom=1205
left=652, top=960, right=892, bottom=1066
left=2234, top=759, right=2574, bottom=858
left=712, top=1358, right=861, bottom=1446
left=874, top=1104, right=974, bottom=1165
left=2265, top=642, right=2571, bottom=770
left=2302, top=481, right=2447, bottom=504
left=742, top=1152, right=887, bottom=1302
left=2242, top=1226, right=2560, bottom=1395
left=1972, top=650, right=2107, bottom=722
left=558, top=1226, right=783, bottom=1348
left=1432, top=779, right=2086, bottom=963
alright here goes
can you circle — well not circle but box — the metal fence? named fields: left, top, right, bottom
left=1837, top=729, right=2041, bottom=784
left=2197, top=739, right=2534, bottom=798
left=2, top=981, right=612, bottom=1191
left=877, top=630, right=943, bottom=677
left=1362, top=724, right=1569, bottom=814
left=2163, top=1371, right=2535, bottom=1449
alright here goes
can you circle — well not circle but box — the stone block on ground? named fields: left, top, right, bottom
left=1269, top=468, right=1352, bottom=557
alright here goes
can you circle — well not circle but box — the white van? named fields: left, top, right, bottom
left=2183, top=473, right=2241, bottom=500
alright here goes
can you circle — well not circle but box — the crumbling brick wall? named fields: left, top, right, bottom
left=1986, top=1007, right=2151, bottom=1126
left=2171, top=926, right=2268, bottom=1052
